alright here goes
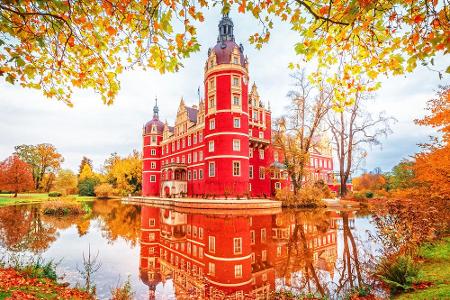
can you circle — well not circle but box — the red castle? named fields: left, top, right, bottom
left=142, top=15, right=336, bottom=198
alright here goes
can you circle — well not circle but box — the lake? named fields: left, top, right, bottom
left=0, top=199, right=381, bottom=299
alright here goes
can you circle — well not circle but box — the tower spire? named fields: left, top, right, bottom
left=217, top=13, right=235, bottom=44
left=153, top=96, right=159, bottom=119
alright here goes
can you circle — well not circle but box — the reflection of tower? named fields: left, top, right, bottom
left=138, top=206, right=281, bottom=299
left=139, top=206, right=161, bottom=299
left=204, top=216, right=253, bottom=298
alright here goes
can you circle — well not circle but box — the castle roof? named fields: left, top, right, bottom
left=185, top=106, right=198, bottom=123
left=210, top=14, right=246, bottom=67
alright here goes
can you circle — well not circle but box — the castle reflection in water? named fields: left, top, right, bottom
left=138, top=206, right=356, bottom=299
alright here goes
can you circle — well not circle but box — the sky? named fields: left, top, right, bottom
left=0, top=8, right=448, bottom=174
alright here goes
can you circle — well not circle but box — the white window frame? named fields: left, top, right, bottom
left=233, top=139, right=241, bottom=151
left=259, top=167, right=265, bottom=179
left=209, top=236, right=215, bottom=253
left=209, top=262, right=215, bottom=275
left=233, top=237, right=242, bottom=254
left=233, top=161, right=241, bottom=177
left=209, top=140, right=214, bottom=152
left=235, top=265, right=243, bottom=278
left=209, top=118, right=215, bottom=130
left=150, top=175, right=156, bottom=182
left=233, top=117, right=241, bottom=128
left=209, top=161, right=215, bottom=177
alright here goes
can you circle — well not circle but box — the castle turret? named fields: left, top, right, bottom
left=142, top=99, right=164, bottom=196
left=203, top=14, right=250, bottom=197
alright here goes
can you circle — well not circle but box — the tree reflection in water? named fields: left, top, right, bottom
left=138, top=206, right=374, bottom=299
left=0, top=200, right=142, bottom=254
left=0, top=201, right=375, bottom=299
left=0, top=205, right=57, bottom=253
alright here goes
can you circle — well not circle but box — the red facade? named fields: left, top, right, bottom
left=138, top=206, right=351, bottom=299
left=142, top=15, right=336, bottom=198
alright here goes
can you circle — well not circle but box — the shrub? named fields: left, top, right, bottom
left=110, top=277, right=134, bottom=300
left=94, top=183, right=114, bottom=198
left=275, top=186, right=325, bottom=207
left=376, top=255, right=418, bottom=294
left=41, top=201, right=86, bottom=216
left=23, top=260, right=58, bottom=281
left=78, top=177, right=100, bottom=196
left=48, top=191, right=62, bottom=197
left=365, top=191, right=374, bottom=198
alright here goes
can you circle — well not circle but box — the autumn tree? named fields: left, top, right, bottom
left=385, top=160, right=416, bottom=191
left=327, top=88, right=395, bottom=197
left=78, top=164, right=100, bottom=196
left=1, top=1, right=447, bottom=105
left=103, top=150, right=142, bottom=196
left=352, top=173, right=387, bottom=192
left=78, top=156, right=93, bottom=177
left=14, top=143, right=64, bottom=190
left=0, top=155, right=34, bottom=197
left=413, top=85, right=450, bottom=198
left=273, top=71, right=331, bottom=195
left=53, top=169, right=78, bottom=195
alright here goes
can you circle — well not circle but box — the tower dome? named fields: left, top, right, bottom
left=144, top=98, right=164, bottom=134
left=209, top=14, right=246, bottom=67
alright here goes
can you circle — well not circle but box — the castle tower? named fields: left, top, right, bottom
left=203, top=14, right=250, bottom=197
left=142, top=99, right=164, bottom=196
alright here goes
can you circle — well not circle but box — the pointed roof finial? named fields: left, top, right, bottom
left=217, top=13, right=235, bottom=43
left=268, top=100, right=271, bottom=111
left=153, top=96, right=159, bottom=119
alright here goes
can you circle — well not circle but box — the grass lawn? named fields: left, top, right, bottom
left=0, top=193, right=96, bottom=206
left=395, top=237, right=450, bottom=299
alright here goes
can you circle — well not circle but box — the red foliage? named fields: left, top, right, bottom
left=0, top=155, right=34, bottom=196
left=0, top=267, right=93, bottom=299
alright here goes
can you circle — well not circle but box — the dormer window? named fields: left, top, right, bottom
left=233, top=56, right=239, bottom=64
left=151, top=125, right=157, bottom=133
left=209, top=78, right=215, bottom=89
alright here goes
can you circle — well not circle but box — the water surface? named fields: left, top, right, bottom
left=0, top=200, right=380, bottom=299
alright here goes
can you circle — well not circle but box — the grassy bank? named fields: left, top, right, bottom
left=0, top=193, right=96, bottom=206
left=0, top=267, right=93, bottom=300
left=395, top=237, right=450, bottom=299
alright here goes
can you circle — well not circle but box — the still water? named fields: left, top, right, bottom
left=0, top=200, right=380, bottom=299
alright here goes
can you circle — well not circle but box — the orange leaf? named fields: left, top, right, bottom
left=107, top=26, right=117, bottom=35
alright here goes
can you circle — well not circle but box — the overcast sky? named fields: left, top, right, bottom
left=0, top=8, right=448, bottom=174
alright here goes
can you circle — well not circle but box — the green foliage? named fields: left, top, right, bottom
left=386, top=160, right=416, bottom=190
left=343, top=285, right=372, bottom=300
left=418, top=237, right=450, bottom=262
left=365, top=191, right=374, bottom=198
left=2, top=256, right=58, bottom=281
left=377, top=255, right=419, bottom=294
left=395, top=238, right=450, bottom=299
left=78, top=177, right=100, bottom=197
left=48, top=191, right=62, bottom=197
left=110, top=276, right=135, bottom=300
